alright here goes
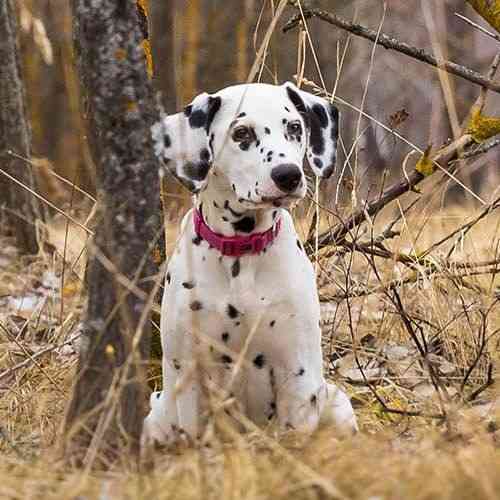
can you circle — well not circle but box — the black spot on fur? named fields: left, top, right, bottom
left=235, top=321, right=241, bottom=326
left=285, top=106, right=291, bottom=112
left=265, top=127, right=271, bottom=134
left=182, top=281, right=195, bottom=289
left=227, top=304, right=240, bottom=318
left=221, top=354, right=233, bottom=364
left=206, top=96, right=222, bottom=132
left=166, top=272, right=171, bottom=284
left=308, top=110, right=325, bottom=156
left=189, top=109, right=208, bottom=128
left=256, top=140, right=261, bottom=147
left=270, top=320, right=275, bottom=327
left=221, top=332, right=230, bottom=342
left=279, top=153, right=285, bottom=158
left=240, top=142, right=250, bottom=151
left=192, top=235, right=202, bottom=245
left=297, top=367, right=305, bottom=376
left=310, top=394, right=317, bottom=406
left=163, top=134, right=171, bottom=148
left=173, top=359, right=181, bottom=370
left=313, top=157, right=323, bottom=169
left=156, top=392, right=161, bottom=399
left=233, top=216, right=255, bottom=233
left=232, top=183, right=236, bottom=192
left=190, top=300, right=203, bottom=311
left=237, top=112, right=246, bottom=118
left=286, top=86, right=307, bottom=115
left=282, top=118, right=287, bottom=124
left=296, top=239, right=303, bottom=251
left=200, top=148, right=210, bottom=161
left=231, top=259, right=240, bottom=277
left=213, top=201, right=219, bottom=208
left=253, top=354, right=265, bottom=369
left=312, top=103, right=329, bottom=128
left=260, top=148, right=264, bottom=154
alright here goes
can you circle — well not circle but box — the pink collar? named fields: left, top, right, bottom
left=193, top=208, right=282, bottom=257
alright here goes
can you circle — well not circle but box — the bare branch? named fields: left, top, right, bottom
left=283, top=9, right=500, bottom=95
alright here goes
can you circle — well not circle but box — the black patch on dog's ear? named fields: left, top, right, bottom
left=312, top=103, right=328, bottom=128
left=188, top=108, right=208, bottom=128
left=200, top=148, right=210, bottom=161
left=206, top=96, right=222, bottom=132
left=308, top=109, right=325, bottom=156
left=286, top=86, right=307, bottom=115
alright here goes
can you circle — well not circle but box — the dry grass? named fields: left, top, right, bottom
left=0, top=202, right=499, bottom=500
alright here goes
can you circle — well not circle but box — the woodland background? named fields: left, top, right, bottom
left=0, top=1, right=499, bottom=499
left=21, top=0, right=500, bottom=208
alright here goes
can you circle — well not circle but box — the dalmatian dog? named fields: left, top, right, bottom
left=143, top=82, right=358, bottom=446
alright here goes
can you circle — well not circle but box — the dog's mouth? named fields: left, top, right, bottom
left=260, top=194, right=302, bottom=207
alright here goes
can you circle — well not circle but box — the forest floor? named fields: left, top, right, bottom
left=0, top=202, right=499, bottom=500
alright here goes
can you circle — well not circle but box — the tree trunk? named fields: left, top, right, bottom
left=0, top=0, right=44, bottom=254
left=63, top=0, right=160, bottom=466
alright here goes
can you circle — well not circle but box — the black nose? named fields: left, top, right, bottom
left=270, top=164, right=302, bottom=193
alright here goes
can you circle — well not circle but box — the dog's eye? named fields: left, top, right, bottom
left=232, top=126, right=253, bottom=142
left=287, top=121, right=302, bottom=135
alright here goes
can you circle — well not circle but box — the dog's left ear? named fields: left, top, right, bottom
left=151, top=92, right=222, bottom=193
left=283, top=82, right=339, bottom=179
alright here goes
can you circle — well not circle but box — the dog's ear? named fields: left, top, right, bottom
left=283, top=82, right=339, bottom=179
left=152, top=92, right=222, bottom=193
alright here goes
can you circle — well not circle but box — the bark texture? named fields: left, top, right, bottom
left=64, top=0, right=160, bottom=464
left=0, top=0, right=44, bottom=254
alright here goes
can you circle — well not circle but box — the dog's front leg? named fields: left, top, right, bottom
left=274, top=364, right=323, bottom=433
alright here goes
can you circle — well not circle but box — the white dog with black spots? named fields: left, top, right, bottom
left=143, top=82, right=358, bottom=446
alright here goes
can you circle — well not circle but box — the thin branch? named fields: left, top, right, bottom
left=283, top=9, right=500, bottom=95
left=305, top=136, right=475, bottom=251
left=455, top=12, right=500, bottom=44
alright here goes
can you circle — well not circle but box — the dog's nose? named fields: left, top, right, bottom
left=270, top=164, right=302, bottom=193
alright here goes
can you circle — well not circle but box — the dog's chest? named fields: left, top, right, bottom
left=166, top=214, right=319, bottom=347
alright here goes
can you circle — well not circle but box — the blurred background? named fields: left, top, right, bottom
left=17, top=0, right=500, bottom=212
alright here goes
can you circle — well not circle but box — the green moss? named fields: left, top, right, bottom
left=415, top=145, right=435, bottom=176
left=466, top=105, right=500, bottom=142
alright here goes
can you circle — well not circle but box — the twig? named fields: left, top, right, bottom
left=306, top=136, right=475, bottom=251
left=0, top=333, right=82, bottom=383
left=455, top=12, right=500, bottom=44
left=283, top=9, right=500, bottom=95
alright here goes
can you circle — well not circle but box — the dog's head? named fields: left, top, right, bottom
left=152, top=82, right=339, bottom=207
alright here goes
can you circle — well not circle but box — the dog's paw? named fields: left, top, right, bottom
left=322, top=383, right=359, bottom=436
left=141, top=391, right=172, bottom=448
